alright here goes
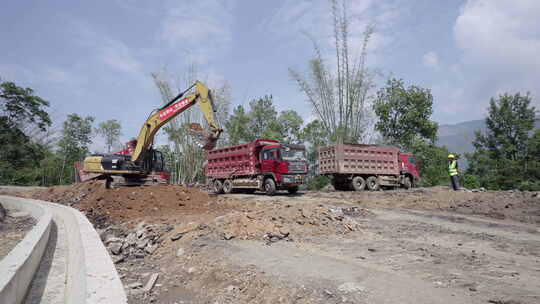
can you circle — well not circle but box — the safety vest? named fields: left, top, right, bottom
left=448, top=160, right=458, bottom=176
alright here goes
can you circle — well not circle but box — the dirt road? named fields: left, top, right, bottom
left=3, top=184, right=539, bottom=303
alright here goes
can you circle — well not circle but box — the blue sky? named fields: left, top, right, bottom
left=1, top=0, right=539, bottom=148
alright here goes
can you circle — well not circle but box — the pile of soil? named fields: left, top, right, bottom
left=206, top=204, right=369, bottom=242
left=26, top=181, right=220, bottom=228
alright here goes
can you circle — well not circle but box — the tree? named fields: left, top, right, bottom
left=373, top=78, right=438, bottom=150
left=95, top=119, right=122, bottom=153
left=225, top=105, right=252, bottom=145
left=278, top=110, right=304, bottom=144
left=151, top=68, right=231, bottom=184
left=289, top=0, right=375, bottom=144
left=248, top=95, right=280, bottom=140
left=473, top=93, right=536, bottom=162
left=0, top=81, right=52, bottom=185
left=0, top=81, right=51, bottom=132
left=57, top=114, right=94, bottom=183
left=302, top=119, right=328, bottom=163
left=467, top=93, right=538, bottom=190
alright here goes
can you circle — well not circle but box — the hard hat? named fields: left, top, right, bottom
left=448, top=154, right=455, bottom=159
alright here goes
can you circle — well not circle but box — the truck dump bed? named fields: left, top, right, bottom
left=206, top=139, right=278, bottom=179
left=319, top=143, right=400, bottom=175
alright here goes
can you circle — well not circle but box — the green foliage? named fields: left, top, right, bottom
left=467, top=93, right=538, bottom=190
left=306, top=175, right=330, bottom=190
left=57, top=114, right=94, bottom=183
left=0, top=81, right=52, bottom=185
left=461, top=174, right=481, bottom=189
left=225, top=96, right=304, bottom=145
left=302, top=119, right=329, bottom=163
left=0, top=81, right=51, bottom=132
left=374, top=78, right=438, bottom=150
left=277, top=110, right=304, bottom=144
left=409, top=139, right=451, bottom=187
left=289, top=0, right=375, bottom=144
left=95, top=119, right=122, bottom=152
left=225, top=105, right=251, bottom=145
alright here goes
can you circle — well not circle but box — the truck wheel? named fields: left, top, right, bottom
left=213, top=179, right=224, bottom=194
left=264, top=178, right=276, bottom=196
left=223, top=179, right=234, bottom=194
left=351, top=176, right=366, bottom=191
left=288, top=186, right=299, bottom=194
left=403, top=177, right=412, bottom=190
left=366, top=176, right=380, bottom=191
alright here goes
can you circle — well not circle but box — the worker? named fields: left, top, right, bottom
left=448, top=154, right=460, bottom=191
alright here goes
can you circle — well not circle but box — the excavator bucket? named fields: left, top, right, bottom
left=187, top=123, right=220, bottom=150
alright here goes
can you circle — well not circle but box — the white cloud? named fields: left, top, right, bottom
left=258, top=0, right=399, bottom=64
left=422, top=51, right=439, bottom=68
left=158, top=0, right=235, bottom=65
left=453, top=0, right=540, bottom=106
left=72, top=22, right=142, bottom=74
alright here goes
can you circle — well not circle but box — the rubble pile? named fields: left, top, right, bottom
left=206, top=204, right=371, bottom=242
left=99, top=222, right=171, bottom=264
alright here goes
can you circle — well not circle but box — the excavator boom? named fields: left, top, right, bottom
left=131, top=81, right=222, bottom=163
left=81, top=80, right=222, bottom=187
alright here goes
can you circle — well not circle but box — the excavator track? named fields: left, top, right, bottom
left=107, top=175, right=168, bottom=188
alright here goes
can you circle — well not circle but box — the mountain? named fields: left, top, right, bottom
left=437, top=117, right=540, bottom=156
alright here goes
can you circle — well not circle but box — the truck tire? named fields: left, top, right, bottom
left=287, top=186, right=299, bottom=194
left=403, top=177, right=412, bottom=190
left=351, top=176, right=366, bottom=191
left=223, top=179, right=234, bottom=194
left=264, top=178, right=276, bottom=196
left=366, top=176, right=380, bottom=191
left=213, top=179, right=224, bottom=194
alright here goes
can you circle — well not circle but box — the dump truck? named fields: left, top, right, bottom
left=206, top=139, right=308, bottom=195
left=319, top=143, right=420, bottom=191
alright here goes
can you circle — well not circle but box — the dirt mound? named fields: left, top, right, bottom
left=28, top=180, right=218, bottom=227
left=207, top=204, right=368, bottom=242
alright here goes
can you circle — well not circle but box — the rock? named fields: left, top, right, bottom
left=223, top=232, right=235, bottom=240
left=338, top=282, right=365, bottom=293
left=136, top=238, right=149, bottom=249
left=109, top=242, right=123, bottom=255
left=127, top=282, right=143, bottom=289
left=225, top=285, right=237, bottom=292
left=187, top=267, right=196, bottom=274
left=367, top=248, right=376, bottom=252
left=112, top=255, right=125, bottom=264
left=176, top=248, right=185, bottom=257
left=125, top=233, right=137, bottom=246
left=145, top=243, right=158, bottom=254
left=0, top=203, right=6, bottom=222
left=105, top=237, right=124, bottom=245
left=143, top=273, right=159, bottom=292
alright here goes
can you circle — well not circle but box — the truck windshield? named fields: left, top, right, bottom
left=281, top=148, right=306, bottom=161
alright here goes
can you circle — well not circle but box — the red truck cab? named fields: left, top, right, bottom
left=206, top=139, right=308, bottom=195
left=399, top=153, right=420, bottom=186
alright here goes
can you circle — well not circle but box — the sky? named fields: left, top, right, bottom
left=1, top=0, right=539, bottom=149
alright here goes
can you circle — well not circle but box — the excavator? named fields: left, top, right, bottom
left=78, top=81, right=222, bottom=188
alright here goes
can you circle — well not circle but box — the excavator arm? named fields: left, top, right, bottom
left=131, top=81, right=222, bottom=163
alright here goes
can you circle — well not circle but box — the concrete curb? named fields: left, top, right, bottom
left=0, top=196, right=127, bottom=303
left=0, top=196, right=52, bottom=304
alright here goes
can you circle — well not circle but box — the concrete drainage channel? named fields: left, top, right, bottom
left=0, top=195, right=127, bottom=304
